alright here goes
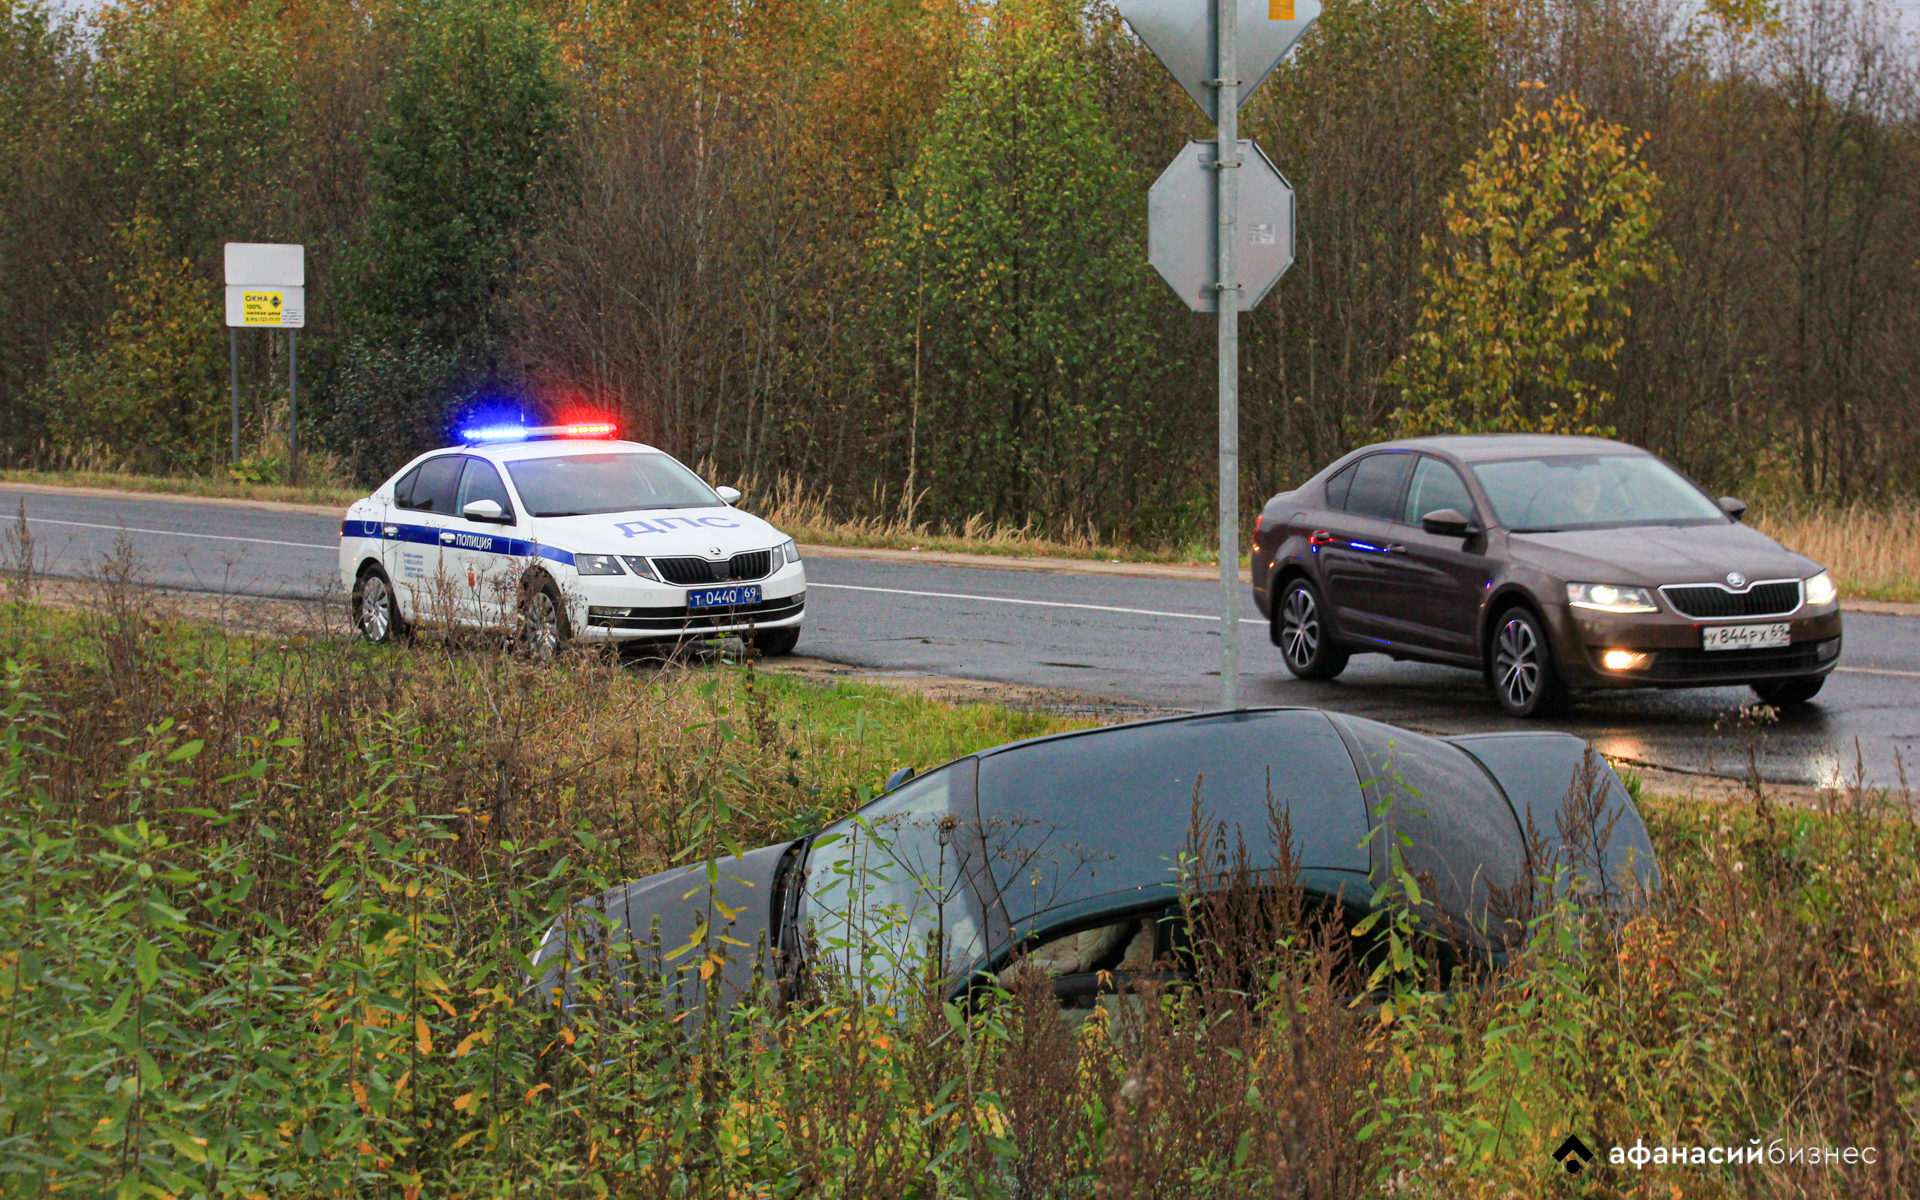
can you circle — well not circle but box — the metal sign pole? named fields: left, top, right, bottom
left=230, top=328, right=241, bottom=465
left=287, top=329, right=299, bottom=482
left=1215, top=0, right=1240, bottom=710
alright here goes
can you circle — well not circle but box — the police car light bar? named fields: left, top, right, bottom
left=460, top=422, right=618, bottom=445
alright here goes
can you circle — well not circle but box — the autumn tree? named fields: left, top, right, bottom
left=331, top=0, right=568, bottom=467
left=871, top=0, right=1173, bottom=534
left=1387, top=90, right=1669, bottom=437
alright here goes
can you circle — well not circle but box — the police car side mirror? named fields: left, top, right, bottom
left=463, top=498, right=508, bottom=523
left=714, top=485, right=743, bottom=505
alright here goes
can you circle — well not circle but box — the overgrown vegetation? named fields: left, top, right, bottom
left=0, top=555, right=1915, bottom=1195
left=4, top=0, right=1918, bottom=540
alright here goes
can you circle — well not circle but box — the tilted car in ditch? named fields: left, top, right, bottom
left=532, top=707, right=1659, bottom=1020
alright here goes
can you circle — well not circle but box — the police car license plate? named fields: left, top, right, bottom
left=687, top=585, right=761, bottom=610
left=1702, top=623, right=1790, bottom=651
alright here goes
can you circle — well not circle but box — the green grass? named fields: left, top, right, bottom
left=0, top=591, right=1915, bottom=1198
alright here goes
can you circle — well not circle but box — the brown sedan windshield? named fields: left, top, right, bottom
left=1471, top=455, right=1724, bottom=531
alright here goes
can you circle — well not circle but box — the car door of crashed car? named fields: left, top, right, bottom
left=971, top=710, right=1372, bottom=966
left=1326, top=714, right=1531, bottom=953
left=798, top=757, right=998, bottom=990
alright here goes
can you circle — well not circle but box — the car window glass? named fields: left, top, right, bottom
left=1344, top=453, right=1415, bottom=521
left=1470, top=454, right=1724, bottom=531
left=1334, top=715, right=1527, bottom=946
left=802, top=764, right=986, bottom=979
left=399, top=455, right=465, bottom=514
left=504, top=452, right=718, bottom=517
left=975, top=710, right=1367, bottom=935
left=1324, top=463, right=1357, bottom=510
left=457, top=458, right=514, bottom=520
left=391, top=465, right=422, bottom=507
left=1402, top=457, right=1475, bottom=526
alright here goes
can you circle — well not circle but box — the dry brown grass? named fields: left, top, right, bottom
left=726, top=466, right=1218, bottom=565
left=1750, top=501, right=1920, bottom=602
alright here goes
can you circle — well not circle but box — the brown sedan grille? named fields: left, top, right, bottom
left=1661, top=581, right=1800, bottom=619
left=650, top=550, right=773, bottom=585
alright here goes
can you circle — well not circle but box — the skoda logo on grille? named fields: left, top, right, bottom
left=1726, top=571, right=1747, bottom=589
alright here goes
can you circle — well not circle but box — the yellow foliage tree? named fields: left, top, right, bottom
left=1387, top=90, right=1670, bottom=437
left=34, top=215, right=225, bottom=473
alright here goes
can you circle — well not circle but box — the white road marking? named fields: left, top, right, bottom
left=1834, top=666, right=1920, bottom=679
left=24, top=517, right=333, bottom=551
left=810, top=581, right=1266, bottom=624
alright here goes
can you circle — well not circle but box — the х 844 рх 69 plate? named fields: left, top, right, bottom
left=688, top=585, right=762, bottom=610
left=1702, top=623, right=1790, bottom=651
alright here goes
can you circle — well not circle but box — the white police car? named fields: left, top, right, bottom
left=338, top=423, right=804, bottom=655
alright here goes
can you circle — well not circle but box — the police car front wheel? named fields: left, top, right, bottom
left=519, top=578, right=571, bottom=658
left=354, top=567, right=406, bottom=644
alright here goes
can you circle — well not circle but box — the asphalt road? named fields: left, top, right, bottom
left=8, top=484, right=1917, bottom=789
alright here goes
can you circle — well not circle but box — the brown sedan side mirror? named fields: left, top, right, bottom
left=1421, top=508, right=1478, bottom=537
left=1718, top=496, right=1747, bottom=521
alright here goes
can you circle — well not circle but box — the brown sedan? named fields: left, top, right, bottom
left=1250, top=434, right=1843, bottom=717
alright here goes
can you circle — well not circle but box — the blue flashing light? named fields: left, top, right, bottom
left=462, top=425, right=532, bottom=443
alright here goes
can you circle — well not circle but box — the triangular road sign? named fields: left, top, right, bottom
left=1119, top=0, right=1321, bottom=121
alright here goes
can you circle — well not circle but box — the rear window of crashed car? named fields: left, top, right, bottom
left=533, top=708, right=1659, bottom=1021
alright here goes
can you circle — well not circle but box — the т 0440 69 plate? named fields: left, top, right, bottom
left=687, top=584, right=762, bottom=611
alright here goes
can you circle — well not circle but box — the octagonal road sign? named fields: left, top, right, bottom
left=1148, top=140, right=1294, bottom=313
left=1118, top=0, right=1321, bottom=122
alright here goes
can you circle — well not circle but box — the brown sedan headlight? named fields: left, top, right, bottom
left=1567, top=583, right=1658, bottom=614
left=1804, top=571, right=1837, bottom=606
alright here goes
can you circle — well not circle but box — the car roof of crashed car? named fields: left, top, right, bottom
left=968, top=706, right=1324, bottom=761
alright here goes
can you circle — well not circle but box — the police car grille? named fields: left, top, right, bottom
left=1661, top=582, right=1800, bottom=619
left=727, top=550, right=772, bottom=581
left=650, top=551, right=773, bottom=585
left=652, top=557, right=718, bottom=585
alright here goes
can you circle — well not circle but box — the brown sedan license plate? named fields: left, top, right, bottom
left=1701, top=623, right=1790, bottom=651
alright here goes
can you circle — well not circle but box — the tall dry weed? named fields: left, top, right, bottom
left=1751, top=502, right=1920, bottom=602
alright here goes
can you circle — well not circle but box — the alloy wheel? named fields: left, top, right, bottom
left=359, top=575, right=392, bottom=642
left=1495, top=617, right=1540, bottom=710
left=1281, top=587, right=1320, bottom=671
left=523, top=590, right=561, bottom=658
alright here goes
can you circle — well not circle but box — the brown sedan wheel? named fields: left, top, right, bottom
left=1275, top=578, right=1349, bottom=680
left=1491, top=607, right=1564, bottom=718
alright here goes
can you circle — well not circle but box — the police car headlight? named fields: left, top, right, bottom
left=621, top=555, right=659, bottom=581
left=775, top=539, right=799, bottom=568
left=575, top=554, right=624, bottom=576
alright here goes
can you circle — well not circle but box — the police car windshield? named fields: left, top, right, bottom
left=504, top=452, right=720, bottom=517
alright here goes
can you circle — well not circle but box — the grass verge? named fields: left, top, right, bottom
left=0, top=468, right=363, bottom=509
left=1, top=565, right=1915, bottom=1197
